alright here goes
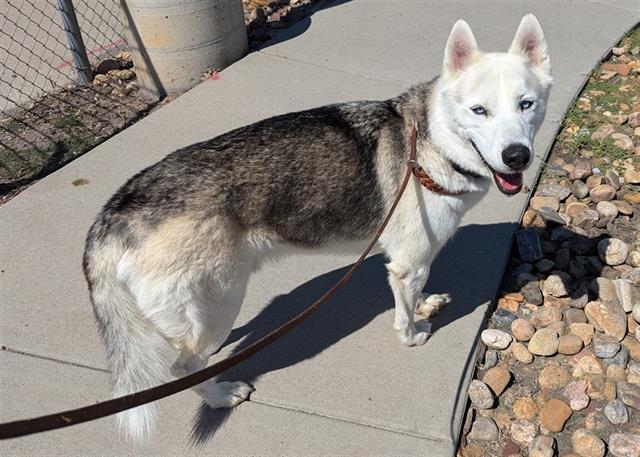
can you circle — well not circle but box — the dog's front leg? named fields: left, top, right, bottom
left=386, top=262, right=430, bottom=346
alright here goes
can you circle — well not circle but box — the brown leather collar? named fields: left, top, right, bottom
left=407, top=126, right=468, bottom=196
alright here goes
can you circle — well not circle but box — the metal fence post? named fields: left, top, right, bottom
left=56, top=0, right=92, bottom=85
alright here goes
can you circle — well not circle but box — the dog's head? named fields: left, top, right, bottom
left=434, top=14, right=553, bottom=195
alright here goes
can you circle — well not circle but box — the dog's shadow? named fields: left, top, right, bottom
left=189, top=222, right=517, bottom=445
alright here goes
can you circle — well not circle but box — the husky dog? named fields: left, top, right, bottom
left=83, top=14, right=552, bottom=439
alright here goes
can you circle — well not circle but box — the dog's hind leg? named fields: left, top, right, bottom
left=415, top=292, right=451, bottom=318
left=169, top=265, right=255, bottom=409
left=171, top=350, right=254, bottom=409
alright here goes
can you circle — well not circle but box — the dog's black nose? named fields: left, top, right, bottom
left=502, top=144, right=530, bottom=170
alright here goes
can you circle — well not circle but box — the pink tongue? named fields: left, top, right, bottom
left=494, top=172, right=523, bottom=192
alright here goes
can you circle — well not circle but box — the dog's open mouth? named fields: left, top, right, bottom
left=470, top=141, right=523, bottom=195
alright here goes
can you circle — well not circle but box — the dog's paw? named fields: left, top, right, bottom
left=397, top=327, right=430, bottom=347
left=416, top=293, right=451, bottom=318
left=203, top=381, right=254, bottom=409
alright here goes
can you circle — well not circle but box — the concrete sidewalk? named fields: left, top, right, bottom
left=1, top=1, right=638, bottom=455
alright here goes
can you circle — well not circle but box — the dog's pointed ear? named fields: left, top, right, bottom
left=509, top=14, right=551, bottom=77
left=442, top=20, right=479, bottom=78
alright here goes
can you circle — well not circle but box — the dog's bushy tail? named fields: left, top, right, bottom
left=84, top=236, right=173, bottom=440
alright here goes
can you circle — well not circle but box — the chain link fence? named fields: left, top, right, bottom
left=0, top=0, right=156, bottom=202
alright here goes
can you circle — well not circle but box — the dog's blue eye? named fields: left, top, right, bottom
left=471, top=105, right=487, bottom=115
left=520, top=100, right=534, bottom=110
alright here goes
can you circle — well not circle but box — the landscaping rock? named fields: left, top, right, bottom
left=573, top=355, right=604, bottom=378
left=584, top=300, right=627, bottom=341
left=609, top=433, right=640, bottom=457
left=543, top=272, right=572, bottom=298
left=593, top=333, right=621, bottom=359
left=510, top=420, right=536, bottom=446
left=468, top=380, right=495, bottom=409
left=483, top=366, right=511, bottom=396
left=562, top=380, right=590, bottom=411
left=522, top=281, right=544, bottom=305
left=571, top=428, right=605, bottom=457
left=468, top=416, right=499, bottom=441
left=598, top=238, right=629, bottom=266
left=511, top=318, right=535, bottom=341
left=529, top=328, right=559, bottom=356
left=569, top=323, right=595, bottom=345
left=529, top=435, right=556, bottom=457
left=513, top=397, right=538, bottom=421
left=618, top=382, right=640, bottom=410
left=511, top=342, right=534, bottom=364
left=613, top=279, right=636, bottom=312
left=539, top=398, right=572, bottom=432
left=604, top=399, right=629, bottom=424
left=481, top=329, right=512, bottom=350
left=590, top=184, right=616, bottom=202
left=558, top=334, right=584, bottom=355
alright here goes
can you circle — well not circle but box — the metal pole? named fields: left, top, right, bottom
left=56, top=0, right=92, bottom=85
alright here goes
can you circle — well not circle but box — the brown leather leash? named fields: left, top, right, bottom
left=0, top=125, right=466, bottom=440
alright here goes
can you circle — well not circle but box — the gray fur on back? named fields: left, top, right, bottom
left=88, top=82, right=435, bottom=249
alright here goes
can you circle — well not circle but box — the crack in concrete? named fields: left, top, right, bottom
left=1, top=346, right=109, bottom=374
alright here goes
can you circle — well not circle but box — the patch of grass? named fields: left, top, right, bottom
left=2, top=119, right=24, bottom=134
left=624, top=26, right=640, bottom=51
left=54, top=113, right=82, bottom=129
left=569, top=135, right=627, bottom=160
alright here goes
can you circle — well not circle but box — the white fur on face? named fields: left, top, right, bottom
left=430, top=14, right=553, bottom=177
left=443, top=52, right=551, bottom=174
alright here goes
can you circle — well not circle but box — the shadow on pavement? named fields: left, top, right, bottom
left=190, top=221, right=517, bottom=445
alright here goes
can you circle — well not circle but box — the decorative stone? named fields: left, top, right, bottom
left=529, top=436, right=556, bottom=457
left=511, top=342, right=534, bottom=364
left=558, top=334, right=584, bottom=355
left=593, top=333, right=621, bottom=359
left=613, top=279, right=636, bottom=312
left=564, top=308, right=587, bottom=325
left=539, top=398, right=572, bottom=432
left=467, top=416, right=499, bottom=441
left=604, top=399, right=629, bottom=424
left=543, top=272, right=572, bottom=298
left=609, top=433, right=640, bottom=457
left=537, top=183, right=571, bottom=201
left=511, top=319, right=535, bottom=341
left=573, top=209, right=600, bottom=229
left=538, top=207, right=566, bottom=225
left=483, top=366, right=511, bottom=396
left=569, top=323, right=595, bottom=345
left=585, top=410, right=608, bottom=431
left=590, top=184, right=616, bottom=202
left=618, top=382, right=640, bottom=410
left=529, top=328, right=559, bottom=356
left=538, top=365, right=571, bottom=391
left=531, top=196, right=560, bottom=211
left=598, top=238, right=629, bottom=266
left=623, top=269, right=640, bottom=288
left=623, top=336, right=640, bottom=362
left=562, top=380, right=589, bottom=410
left=633, top=304, right=640, bottom=324
left=516, top=229, right=544, bottom=263
left=602, top=345, right=630, bottom=370
left=570, top=180, right=589, bottom=199
left=483, top=350, right=498, bottom=370
left=572, top=160, right=593, bottom=180
left=624, top=169, right=640, bottom=184
left=530, top=307, right=562, bottom=329
left=596, top=200, right=619, bottom=219
left=571, top=428, right=605, bottom=457
left=612, top=133, right=634, bottom=151
left=513, top=397, right=538, bottom=421
left=510, top=420, right=536, bottom=446
left=584, top=300, right=627, bottom=341
left=468, top=379, right=495, bottom=409
left=573, top=355, right=604, bottom=378
left=590, top=277, right=618, bottom=301
left=481, top=329, right=512, bottom=350
left=605, top=168, right=621, bottom=189
left=607, top=365, right=628, bottom=382
left=522, top=282, right=543, bottom=305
